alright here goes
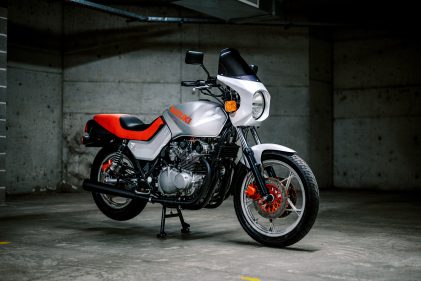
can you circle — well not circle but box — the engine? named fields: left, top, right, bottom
left=157, top=139, right=214, bottom=196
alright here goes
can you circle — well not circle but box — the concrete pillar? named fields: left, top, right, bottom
left=0, top=6, right=6, bottom=203
left=308, top=29, right=333, bottom=188
left=6, top=0, right=63, bottom=194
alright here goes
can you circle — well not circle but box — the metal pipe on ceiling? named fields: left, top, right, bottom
left=65, top=0, right=224, bottom=24
left=65, top=0, right=358, bottom=28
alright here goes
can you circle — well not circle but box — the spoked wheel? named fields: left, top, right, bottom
left=91, top=146, right=147, bottom=221
left=234, top=152, right=319, bottom=247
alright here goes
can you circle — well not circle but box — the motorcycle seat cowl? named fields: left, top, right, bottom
left=93, top=114, right=165, bottom=141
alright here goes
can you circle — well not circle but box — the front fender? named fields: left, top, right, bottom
left=240, top=143, right=295, bottom=167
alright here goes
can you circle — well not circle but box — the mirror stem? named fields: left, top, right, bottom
left=201, top=64, right=211, bottom=79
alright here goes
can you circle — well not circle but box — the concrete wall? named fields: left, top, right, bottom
left=62, top=4, right=316, bottom=189
left=333, top=30, right=421, bottom=189
left=0, top=6, right=6, bottom=202
left=308, top=29, right=333, bottom=188
left=4, top=0, right=337, bottom=193
left=6, top=0, right=63, bottom=193
left=12, top=0, right=419, bottom=193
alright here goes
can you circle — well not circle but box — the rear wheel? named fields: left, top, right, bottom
left=234, top=152, right=319, bottom=247
left=90, top=146, right=147, bottom=221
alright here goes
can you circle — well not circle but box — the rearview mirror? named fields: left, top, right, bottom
left=250, top=64, right=258, bottom=74
left=185, top=50, right=204, bottom=65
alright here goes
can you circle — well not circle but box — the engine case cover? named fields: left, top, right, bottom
left=158, top=167, right=193, bottom=195
left=162, top=101, right=227, bottom=138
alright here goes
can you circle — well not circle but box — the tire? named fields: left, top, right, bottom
left=234, top=151, right=319, bottom=247
left=90, top=146, right=147, bottom=221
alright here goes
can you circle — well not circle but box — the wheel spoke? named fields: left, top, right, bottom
left=250, top=212, right=258, bottom=223
left=279, top=171, right=293, bottom=188
left=287, top=198, right=301, bottom=216
left=246, top=199, right=254, bottom=207
left=285, top=171, right=293, bottom=189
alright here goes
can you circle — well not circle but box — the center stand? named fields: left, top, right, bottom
left=157, top=205, right=191, bottom=238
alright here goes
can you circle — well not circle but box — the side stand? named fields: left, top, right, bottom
left=157, top=206, right=191, bottom=238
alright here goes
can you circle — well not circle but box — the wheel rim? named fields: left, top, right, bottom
left=240, top=159, right=306, bottom=237
left=97, top=153, right=134, bottom=210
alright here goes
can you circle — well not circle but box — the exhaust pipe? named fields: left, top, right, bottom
left=83, top=179, right=144, bottom=200
left=83, top=158, right=213, bottom=209
left=82, top=179, right=202, bottom=207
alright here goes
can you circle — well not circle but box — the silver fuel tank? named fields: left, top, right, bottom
left=162, top=100, right=227, bottom=138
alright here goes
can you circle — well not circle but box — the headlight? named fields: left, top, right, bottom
left=252, top=91, right=265, bottom=119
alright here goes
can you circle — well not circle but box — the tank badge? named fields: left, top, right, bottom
left=170, top=105, right=192, bottom=124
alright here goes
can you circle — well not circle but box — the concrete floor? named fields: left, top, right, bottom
left=0, top=190, right=420, bottom=281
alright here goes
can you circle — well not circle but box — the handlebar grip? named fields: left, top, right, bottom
left=181, top=81, right=198, bottom=87
left=181, top=80, right=206, bottom=87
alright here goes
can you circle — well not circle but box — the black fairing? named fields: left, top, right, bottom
left=218, top=48, right=260, bottom=82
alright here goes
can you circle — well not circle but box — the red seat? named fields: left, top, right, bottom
left=93, top=114, right=164, bottom=141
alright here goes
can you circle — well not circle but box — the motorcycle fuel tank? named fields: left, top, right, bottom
left=162, top=100, right=227, bottom=138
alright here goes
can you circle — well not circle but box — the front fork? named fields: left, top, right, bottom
left=236, top=127, right=274, bottom=203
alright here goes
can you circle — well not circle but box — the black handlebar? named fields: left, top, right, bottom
left=181, top=77, right=229, bottom=101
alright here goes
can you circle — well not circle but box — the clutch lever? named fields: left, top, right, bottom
left=192, top=85, right=211, bottom=94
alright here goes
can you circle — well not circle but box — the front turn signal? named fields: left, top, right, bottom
left=225, top=100, right=237, bottom=113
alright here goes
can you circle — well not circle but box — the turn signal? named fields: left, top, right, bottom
left=225, top=100, right=237, bottom=113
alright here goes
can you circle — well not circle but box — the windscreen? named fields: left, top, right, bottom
left=218, top=48, right=260, bottom=82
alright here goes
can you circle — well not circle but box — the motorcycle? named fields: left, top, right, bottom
left=81, top=48, right=319, bottom=247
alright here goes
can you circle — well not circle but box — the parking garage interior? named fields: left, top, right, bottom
left=0, top=0, right=420, bottom=280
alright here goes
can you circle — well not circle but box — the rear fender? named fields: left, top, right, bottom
left=82, top=119, right=118, bottom=147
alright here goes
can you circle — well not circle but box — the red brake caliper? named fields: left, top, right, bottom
left=101, top=159, right=113, bottom=172
left=245, top=181, right=285, bottom=218
left=245, top=183, right=261, bottom=200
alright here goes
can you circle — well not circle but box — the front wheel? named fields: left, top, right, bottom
left=234, top=152, right=319, bottom=247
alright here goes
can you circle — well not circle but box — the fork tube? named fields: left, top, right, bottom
left=251, top=127, right=276, bottom=178
left=236, top=127, right=270, bottom=199
left=250, top=127, right=261, bottom=145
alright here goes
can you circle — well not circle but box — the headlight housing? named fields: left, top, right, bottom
left=252, top=91, right=265, bottom=119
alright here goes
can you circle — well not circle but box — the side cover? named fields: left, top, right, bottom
left=128, top=125, right=172, bottom=161
left=163, top=101, right=228, bottom=138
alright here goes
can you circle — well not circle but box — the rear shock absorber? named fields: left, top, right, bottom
left=110, top=140, right=128, bottom=174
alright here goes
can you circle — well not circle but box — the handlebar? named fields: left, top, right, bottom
left=181, top=80, right=206, bottom=87
left=181, top=77, right=229, bottom=101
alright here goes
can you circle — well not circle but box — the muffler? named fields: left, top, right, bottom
left=83, top=157, right=213, bottom=209
left=83, top=179, right=144, bottom=200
